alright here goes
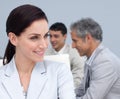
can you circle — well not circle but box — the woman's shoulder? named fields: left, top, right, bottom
left=0, top=65, right=8, bottom=78
left=0, top=65, right=7, bottom=71
left=42, top=60, right=72, bottom=80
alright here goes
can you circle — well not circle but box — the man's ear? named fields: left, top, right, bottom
left=64, top=34, right=67, bottom=39
left=84, top=33, right=93, bottom=44
left=8, top=32, right=18, bottom=46
left=86, top=33, right=92, bottom=41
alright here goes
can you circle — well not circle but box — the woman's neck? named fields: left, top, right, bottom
left=15, top=55, right=35, bottom=73
left=14, top=55, right=35, bottom=92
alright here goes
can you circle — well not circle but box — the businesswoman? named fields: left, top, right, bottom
left=0, top=4, right=75, bottom=99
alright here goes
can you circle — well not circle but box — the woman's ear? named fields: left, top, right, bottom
left=8, top=32, right=18, bottom=46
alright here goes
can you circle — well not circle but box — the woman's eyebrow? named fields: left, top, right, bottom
left=29, top=31, right=50, bottom=37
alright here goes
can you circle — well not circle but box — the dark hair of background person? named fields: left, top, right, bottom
left=3, top=4, right=48, bottom=65
left=49, top=22, right=67, bottom=35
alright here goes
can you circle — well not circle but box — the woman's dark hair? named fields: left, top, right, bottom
left=3, top=4, right=48, bottom=65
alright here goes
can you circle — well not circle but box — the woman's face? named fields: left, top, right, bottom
left=10, top=19, right=49, bottom=63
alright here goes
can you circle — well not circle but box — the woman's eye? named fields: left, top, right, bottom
left=44, top=33, right=50, bottom=39
left=30, top=36, right=39, bottom=40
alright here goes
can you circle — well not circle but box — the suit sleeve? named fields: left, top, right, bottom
left=80, top=60, right=118, bottom=99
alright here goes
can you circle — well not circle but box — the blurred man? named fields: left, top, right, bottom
left=45, top=22, right=85, bottom=89
left=70, top=18, right=120, bottom=99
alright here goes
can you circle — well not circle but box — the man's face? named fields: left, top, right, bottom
left=49, top=30, right=66, bottom=51
left=71, top=31, right=91, bottom=57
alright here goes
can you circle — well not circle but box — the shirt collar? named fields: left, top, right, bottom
left=86, top=43, right=104, bottom=66
left=53, top=44, right=67, bottom=54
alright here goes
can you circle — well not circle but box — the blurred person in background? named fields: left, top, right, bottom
left=45, top=22, right=85, bottom=89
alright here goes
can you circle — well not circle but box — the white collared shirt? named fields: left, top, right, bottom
left=53, top=44, right=67, bottom=55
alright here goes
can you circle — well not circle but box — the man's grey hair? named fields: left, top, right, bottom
left=70, top=18, right=103, bottom=42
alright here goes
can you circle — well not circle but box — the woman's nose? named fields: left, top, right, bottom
left=39, top=39, right=48, bottom=49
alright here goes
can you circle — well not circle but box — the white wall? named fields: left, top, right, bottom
left=0, top=0, right=120, bottom=57
left=0, top=59, right=3, bottom=67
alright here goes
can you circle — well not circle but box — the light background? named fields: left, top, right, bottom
left=0, top=0, right=120, bottom=57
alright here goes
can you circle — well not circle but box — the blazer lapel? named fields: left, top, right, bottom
left=84, top=63, right=90, bottom=91
left=84, top=44, right=105, bottom=92
left=2, top=60, right=24, bottom=99
left=27, top=62, right=48, bottom=99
